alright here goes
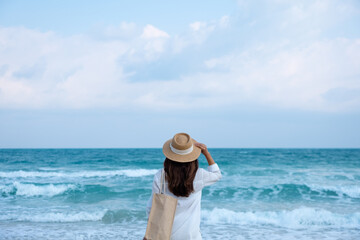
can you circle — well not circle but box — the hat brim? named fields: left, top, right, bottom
left=162, top=138, right=201, bottom=163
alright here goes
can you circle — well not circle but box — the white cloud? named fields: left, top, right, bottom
left=0, top=26, right=130, bottom=108
left=219, top=16, right=230, bottom=28
left=126, top=37, right=360, bottom=112
left=172, top=15, right=230, bottom=53
left=0, top=5, right=359, bottom=112
left=202, top=38, right=360, bottom=112
left=138, top=24, right=171, bottom=58
left=102, top=22, right=138, bottom=39
left=189, top=15, right=229, bottom=35
left=141, top=24, right=170, bottom=39
left=189, top=21, right=207, bottom=32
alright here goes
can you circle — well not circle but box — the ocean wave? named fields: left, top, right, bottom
left=0, top=169, right=158, bottom=179
left=0, top=211, right=106, bottom=222
left=309, top=184, right=360, bottom=199
left=0, top=209, right=145, bottom=223
left=0, top=182, right=122, bottom=199
left=101, top=209, right=144, bottom=223
left=3, top=207, right=360, bottom=228
left=1, top=182, right=77, bottom=197
left=202, top=207, right=360, bottom=228
left=205, top=183, right=360, bottom=200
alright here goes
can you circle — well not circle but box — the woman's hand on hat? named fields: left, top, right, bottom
left=194, top=142, right=209, bottom=155
left=194, top=142, right=215, bottom=165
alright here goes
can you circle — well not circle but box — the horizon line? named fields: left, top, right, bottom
left=1, top=147, right=359, bottom=150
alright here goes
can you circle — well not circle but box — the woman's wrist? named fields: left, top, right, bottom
left=204, top=151, right=215, bottom=165
left=203, top=151, right=211, bottom=157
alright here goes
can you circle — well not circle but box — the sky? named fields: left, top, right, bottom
left=0, top=0, right=360, bottom=148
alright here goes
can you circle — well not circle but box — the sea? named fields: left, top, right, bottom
left=0, top=148, right=359, bottom=240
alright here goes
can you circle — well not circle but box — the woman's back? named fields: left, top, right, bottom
left=147, top=164, right=221, bottom=240
left=145, top=133, right=221, bottom=240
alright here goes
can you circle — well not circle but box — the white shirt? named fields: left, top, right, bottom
left=146, top=163, right=222, bottom=240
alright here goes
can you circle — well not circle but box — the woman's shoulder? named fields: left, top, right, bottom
left=153, top=168, right=163, bottom=182
left=155, top=168, right=162, bottom=176
left=194, top=165, right=221, bottom=181
left=194, top=168, right=206, bottom=180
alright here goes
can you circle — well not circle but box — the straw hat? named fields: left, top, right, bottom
left=163, top=133, right=201, bottom=162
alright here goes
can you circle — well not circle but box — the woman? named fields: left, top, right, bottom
left=146, top=132, right=222, bottom=240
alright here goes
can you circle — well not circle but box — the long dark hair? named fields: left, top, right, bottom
left=163, top=158, right=199, bottom=197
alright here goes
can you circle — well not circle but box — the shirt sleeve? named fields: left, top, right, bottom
left=201, top=163, right=222, bottom=188
left=146, top=170, right=161, bottom=217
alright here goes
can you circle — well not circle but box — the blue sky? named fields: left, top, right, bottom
left=0, top=0, right=359, bottom=148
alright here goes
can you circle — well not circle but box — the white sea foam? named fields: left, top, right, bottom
left=0, top=169, right=157, bottom=179
left=309, top=184, right=360, bottom=198
left=38, top=167, right=65, bottom=171
left=1, top=182, right=77, bottom=197
left=3, top=207, right=360, bottom=228
left=202, top=207, right=360, bottom=229
left=0, top=211, right=106, bottom=222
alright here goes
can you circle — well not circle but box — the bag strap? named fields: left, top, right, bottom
left=160, top=169, right=166, bottom=194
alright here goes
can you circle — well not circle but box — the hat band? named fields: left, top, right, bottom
left=170, top=143, right=193, bottom=155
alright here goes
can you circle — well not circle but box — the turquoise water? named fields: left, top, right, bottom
left=0, top=149, right=359, bottom=239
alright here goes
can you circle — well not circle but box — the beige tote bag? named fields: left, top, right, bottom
left=145, top=169, right=178, bottom=240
